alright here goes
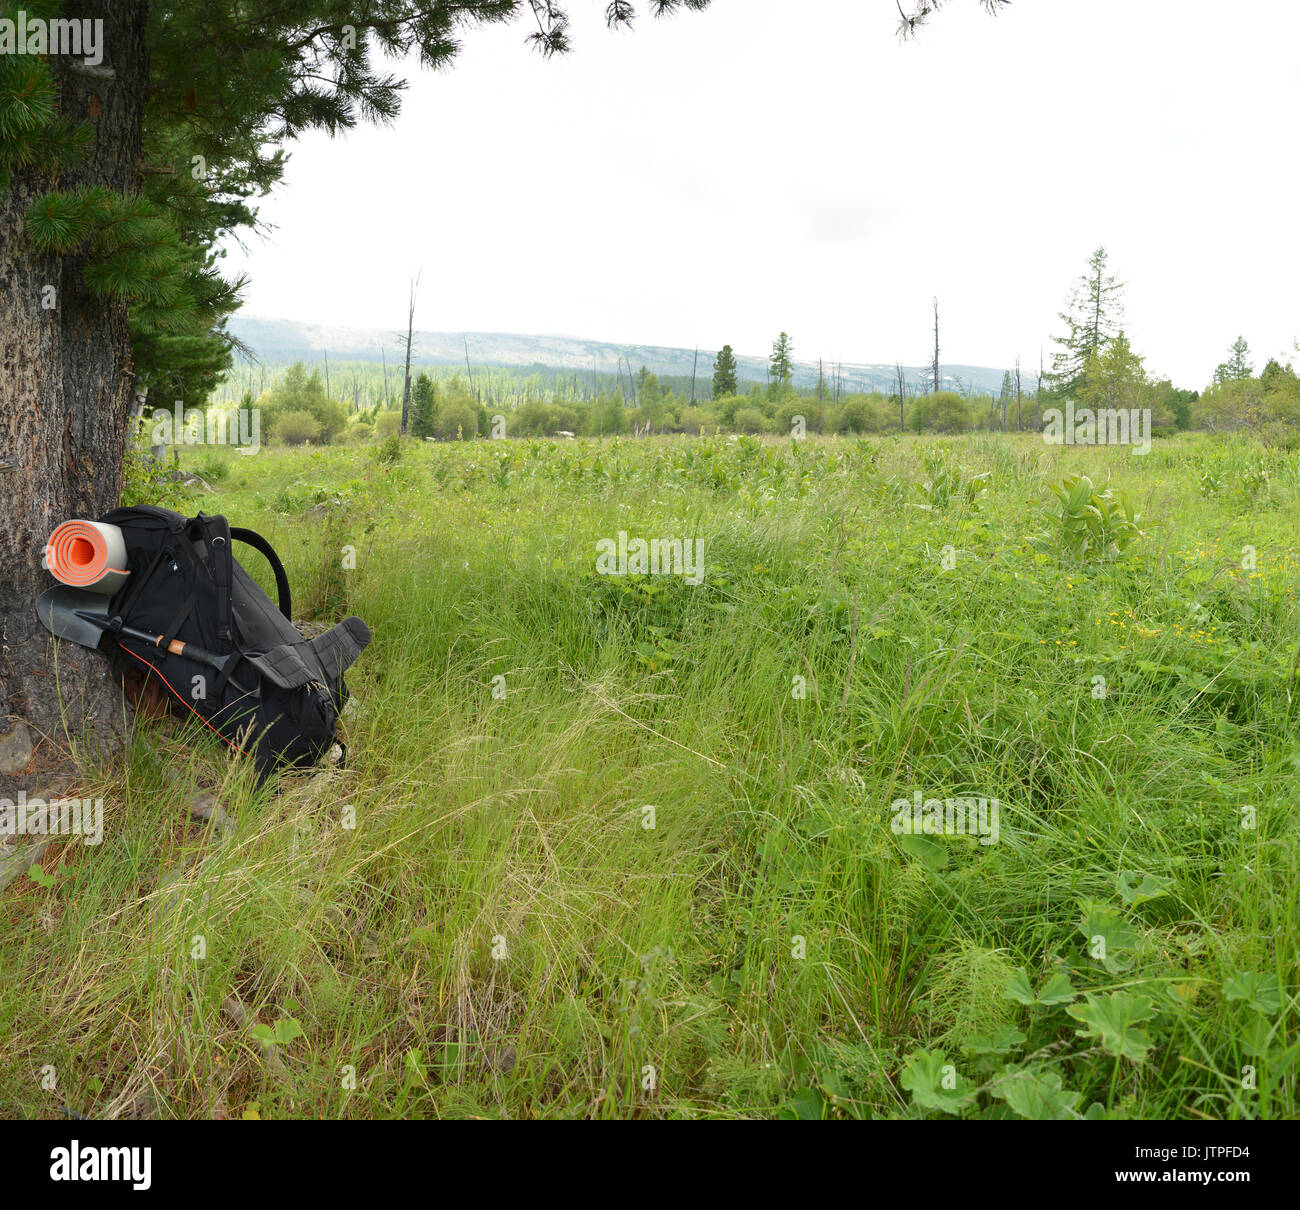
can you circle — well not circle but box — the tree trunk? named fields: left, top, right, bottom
left=0, top=1, right=149, bottom=793
left=932, top=297, right=940, bottom=396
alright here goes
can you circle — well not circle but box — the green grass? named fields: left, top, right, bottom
left=3, top=430, right=1298, bottom=1119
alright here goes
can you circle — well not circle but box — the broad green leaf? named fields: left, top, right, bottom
left=1004, top=967, right=1076, bottom=1006
left=898, top=832, right=948, bottom=870
left=1038, top=971, right=1079, bottom=1006
left=1004, top=967, right=1037, bottom=1006
left=1116, top=870, right=1174, bottom=907
left=273, top=1017, right=305, bottom=1046
left=1067, top=479, right=1092, bottom=511
left=779, top=1086, right=825, bottom=1120
left=1077, top=899, right=1139, bottom=973
left=899, top=1049, right=973, bottom=1114
left=994, top=1069, right=1081, bottom=1120
left=1067, top=991, right=1158, bottom=1063
left=1223, top=972, right=1283, bottom=1016
left=1239, top=1016, right=1273, bottom=1059
left=963, top=1025, right=1027, bottom=1056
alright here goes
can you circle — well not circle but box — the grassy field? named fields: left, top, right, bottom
left=3, top=430, right=1298, bottom=1119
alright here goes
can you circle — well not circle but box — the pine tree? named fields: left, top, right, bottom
left=1213, top=336, right=1254, bottom=385
left=770, top=332, right=795, bottom=388
left=1049, top=246, right=1125, bottom=399
left=712, top=344, right=738, bottom=398
left=409, top=373, right=439, bottom=439
left=1261, top=358, right=1297, bottom=392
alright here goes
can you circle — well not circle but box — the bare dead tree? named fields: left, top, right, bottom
left=932, top=297, right=941, bottom=395
left=1015, top=355, right=1022, bottom=431
left=1038, top=349, right=1045, bottom=431
left=896, top=362, right=907, bottom=431
left=463, top=335, right=476, bottom=401
left=397, top=271, right=421, bottom=433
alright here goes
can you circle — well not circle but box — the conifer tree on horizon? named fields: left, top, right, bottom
left=409, top=372, right=440, bottom=439
left=770, top=332, right=795, bottom=389
left=1049, top=246, right=1125, bottom=400
left=712, top=344, right=738, bottom=398
left=1213, top=336, right=1254, bottom=385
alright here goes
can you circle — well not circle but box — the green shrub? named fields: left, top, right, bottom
left=1029, top=473, right=1143, bottom=562
left=835, top=395, right=886, bottom=434
left=909, top=391, right=973, bottom=434
left=274, top=409, right=323, bottom=446
left=436, top=398, right=479, bottom=440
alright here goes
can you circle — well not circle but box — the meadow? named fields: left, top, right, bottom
left=2, top=430, right=1298, bottom=1119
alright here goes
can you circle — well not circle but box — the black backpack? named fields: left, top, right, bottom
left=97, top=505, right=370, bottom=781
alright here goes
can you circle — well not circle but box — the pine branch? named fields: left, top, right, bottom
left=898, top=0, right=1010, bottom=39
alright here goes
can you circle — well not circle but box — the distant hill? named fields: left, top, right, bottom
left=227, top=315, right=1013, bottom=397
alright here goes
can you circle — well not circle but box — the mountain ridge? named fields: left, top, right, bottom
left=227, top=315, right=1019, bottom=396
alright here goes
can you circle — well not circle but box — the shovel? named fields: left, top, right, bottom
left=35, top=586, right=229, bottom=671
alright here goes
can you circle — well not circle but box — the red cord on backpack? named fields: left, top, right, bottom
left=120, top=646, right=253, bottom=758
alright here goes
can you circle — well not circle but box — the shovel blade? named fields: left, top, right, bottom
left=35, top=586, right=113, bottom=650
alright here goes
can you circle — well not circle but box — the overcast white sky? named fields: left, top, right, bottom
left=221, top=0, right=1300, bottom=388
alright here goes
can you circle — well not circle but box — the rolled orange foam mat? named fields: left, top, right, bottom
left=45, top=519, right=130, bottom=595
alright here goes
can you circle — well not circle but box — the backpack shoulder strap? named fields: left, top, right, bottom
left=231, top=527, right=293, bottom=622
left=194, top=512, right=235, bottom=643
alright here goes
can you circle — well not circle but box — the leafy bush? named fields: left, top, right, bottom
left=514, top=400, right=552, bottom=436
left=436, top=399, right=479, bottom=440
left=261, top=362, right=348, bottom=443
left=274, top=409, right=323, bottom=446
left=910, top=443, right=989, bottom=510
left=1030, top=473, right=1143, bottom=562
left=120, top=446, right=188, bottom=509
left=1237, top=458, right=1270, bottom=504
left=834, top=395, right=887, bottom=434
left=909, top=391, right=973, bottom=434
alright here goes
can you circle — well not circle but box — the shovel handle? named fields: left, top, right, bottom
left=130, top=628, right=228, bottom=672
left=74, top=609, right=228, bottom=671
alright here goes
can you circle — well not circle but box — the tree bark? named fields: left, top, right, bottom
left=0, top=1, right=149, bottom=793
